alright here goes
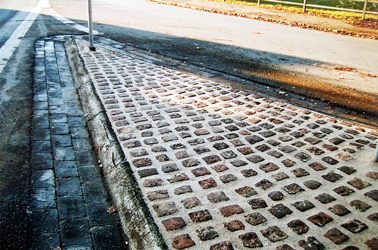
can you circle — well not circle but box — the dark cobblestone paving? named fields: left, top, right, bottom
left=30, top=37, right=127, bottom=249
left=76, top=38, right=378, bottom=250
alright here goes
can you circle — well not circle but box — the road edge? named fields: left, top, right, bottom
left=64, top=37, right=168, bottom=250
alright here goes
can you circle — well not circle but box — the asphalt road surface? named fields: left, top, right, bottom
left=48, top=0, right=378, bottom=115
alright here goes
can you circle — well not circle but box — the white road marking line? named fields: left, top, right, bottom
left=0, top=0, right=44, bottom=74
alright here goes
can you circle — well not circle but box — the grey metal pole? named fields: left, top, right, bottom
left=362, top=0, right=368, bottom=20
left=375, top=142, right=378, bottom=162
left=303, top=0, right=308, bottom=12
left=88, top=0, right=95, bottom=51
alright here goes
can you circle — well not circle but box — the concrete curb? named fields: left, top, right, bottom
left=65, top=38, right=168, bottom=250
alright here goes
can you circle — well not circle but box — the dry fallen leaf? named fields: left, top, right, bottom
left=107, top=206, right=118, bottom=214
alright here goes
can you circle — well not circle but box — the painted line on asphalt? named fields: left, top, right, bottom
left=0, top=0, right=46, bottom=75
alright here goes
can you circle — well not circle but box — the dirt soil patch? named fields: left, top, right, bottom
left=151, top=0, right=378, bottom=39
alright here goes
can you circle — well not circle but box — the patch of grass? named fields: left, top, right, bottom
left=210, top=0, right=378, bottom=20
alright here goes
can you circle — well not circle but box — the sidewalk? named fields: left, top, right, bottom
left=62, top=35, right=378, bottom=250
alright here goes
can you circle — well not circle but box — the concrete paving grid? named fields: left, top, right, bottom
left=33, top=35, right=378, bottom=250
left=75, top=37, right=378, bottom=250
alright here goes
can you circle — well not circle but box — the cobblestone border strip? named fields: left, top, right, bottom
left=65, top=37, right=167, bottom=250
left=31, top=36, right=127, bottom=249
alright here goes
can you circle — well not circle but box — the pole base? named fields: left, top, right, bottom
left=89, top=46, right=96, bottom=51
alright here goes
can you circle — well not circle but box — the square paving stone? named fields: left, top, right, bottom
left=30, top=209, right=59, bottom=234
left=282, top=159, right=296, bottom=167
left=132, top=158, right=152, bottom=168
left=147, top=190, right=169, bottom=201
left=341, top=219, right=368, bottom=233
left=303, top=180, right=322, bottom=189
left=86, top=201, right=120, bottom=227
left=198, top=177, right=217, bottom=189
left=259, top=162, right=279, bottom=173
left=333, top=186, right=355, bottom=196
left=153, top=202, right=178, bottom=217
left=248, top=198, right=268, bottom=209
left=189, top=209, right=212, bottom=222
left=246, top=155, right=264, bottom=163
left=328, top=204, right=351, bottom=216
left=51, top=135, right=72, bottom=147
left=287, top=220, right=309, bottom=235
left=196, top=226, right=219, bottom=241
left=220, top=205, right=244, bottom=217
left=60, top=218, right=92, bottom=247
left=230, top=159, right=248, bottom=167
left=261, top=226, right=288, bottom=242
left=143, top=178, right=164, bottom=187
left=207, top=191, right=230, bottom=203
left=298, top=236, right=325, bottom=250
left=350, top=200, right=371, bottom=212
left=235, top=186, right=258, bottom=197
left=283, top=183, right=305, bottom=194
left=31, top=153, right=54, bottom=170
left=240, top=169, right=258, bottom=177
left=174, top=185, right=192, bottom=195
left=315, top=193, right=336, bottom=204
left=57, top=196, right=87, bottom=219
left=268, top=191, right=284, bottom=201
left=56, top=177, right=82, bottom=196
left=55, top=160, right=79, bottom=178
left=269, top=204, right=292, bottom=219
left=291, top=168, right=310, bottom=177
left=32, top=141, right=52, bottom=154
left=202, top=155, right=222, bottom=165
left=29, top=233, right=60, bottom=250
left=193, top=146, right=210, bottom=154
left=347, top=177, right=371, bottom=190
left=238, top=232, right=263, bottom=248
left=364, top=189, right=378, bottom=202
left=210, top=241, right=234, bottom=250
left=182, top=158, right=201, bottom=168
left=245, top=212, right=267, bottom=226
left=224, top=220, right=245, bottom=232
left=32, top=128, right=51, bottom=141
left=307, top=212, right=333, bottom=227
left=91, top=226, right=128, bottom=250
left=191, top=167, right=211, bottom=177
left=53, top=147, right=75, bottom=161
left=81, top=175, right=109, bottom=198
left=324, top=228, right=349, bottom=244
left=50, top=122, right=70, bottom=135
left=68, top=116, right=86, bottom=127
left=31, top=170, right=55, bottom=188
left=272, top=172, right=289, bottom=181
left=322, top=156, right=339, bottom=165
left=162, top=217, right=186, bottom=231
left=172, top=234, right=195, bottom=250
left=365, top=238, right=378, bottom=249
left=276, top=244, right=295, bottom=250
left=31, top=187, right=56, bottom=209
left=181, top=197, right=201, bottom=209
left=255, top=179, right=273, bottom=190
left=161, top=163, right=179, bottom=173
left=72, top=138, right=93, bottom=152
left=219, top=174, right=237, bottom=183
left=308, top=162, right=326, bottom=171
